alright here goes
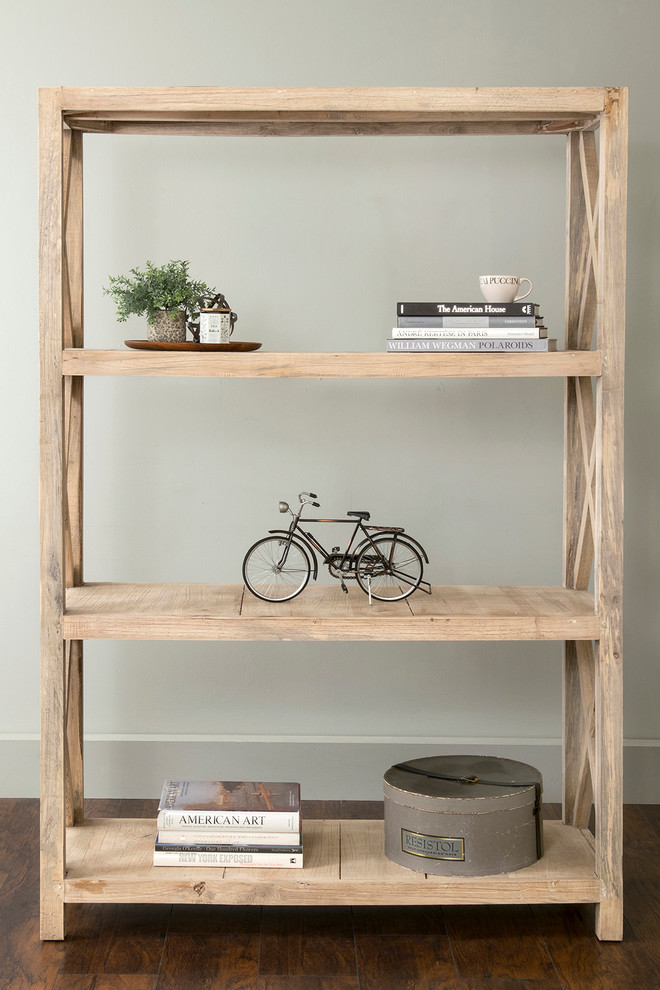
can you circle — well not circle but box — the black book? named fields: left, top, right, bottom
left=397, top=301, right=541, bottom=317
left=154, top=836, right=303, bottom=854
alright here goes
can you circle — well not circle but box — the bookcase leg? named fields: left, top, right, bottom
left=591, top=87, right=627, bottom=945
left=40, top=886, right=66, bottom=941
left=592, top=633, right=624, bottom=942
left=39, top=87, right=67, bottom=941
left=60, top=98, right=85, bottom=831
left=41, top=636, right=67, bottom=940
left=596, top=896, right=624, bottom=942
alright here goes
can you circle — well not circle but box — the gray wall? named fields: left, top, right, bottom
left=1, top=0, right=657, bottom=802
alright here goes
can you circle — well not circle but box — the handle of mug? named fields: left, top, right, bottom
left=515, top=278, right=533, bottom=301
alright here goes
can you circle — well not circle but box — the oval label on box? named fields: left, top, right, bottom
left=401, top=828, right=465, bottom=861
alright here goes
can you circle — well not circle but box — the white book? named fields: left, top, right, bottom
left=156, top=780, right=301, bottom=832
left=391, top=327, right=547, bottom=339
left=156, top=829, right=301, bottom=847
left=153, top=849, right=303, bottom=868
left=386, top=338, right=556, bottom=353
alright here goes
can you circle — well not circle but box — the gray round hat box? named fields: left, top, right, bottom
left=383, top=755, right=543, bottom=876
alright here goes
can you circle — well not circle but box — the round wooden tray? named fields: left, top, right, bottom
left=124, top=340, right=262, bottom=352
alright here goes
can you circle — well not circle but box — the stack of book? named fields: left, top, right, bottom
left=153, top=779, right=303, bottom=868
left=387, top=301, right=556, bottom=352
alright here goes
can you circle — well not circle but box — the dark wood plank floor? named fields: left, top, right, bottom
left=1, top=799, right=659, bottom=989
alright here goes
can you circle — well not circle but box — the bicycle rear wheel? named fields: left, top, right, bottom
left=242, top=536, right=312, bottom=602
left=355, top=535, right=424, bottom=601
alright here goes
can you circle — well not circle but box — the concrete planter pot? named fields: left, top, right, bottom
left=147, top=310, right=187, bottom=343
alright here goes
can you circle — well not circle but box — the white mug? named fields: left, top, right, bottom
left=479, top=275, right=533, bottom=304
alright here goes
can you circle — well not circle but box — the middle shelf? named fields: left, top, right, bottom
left=63, top=583, right=598, bottom=641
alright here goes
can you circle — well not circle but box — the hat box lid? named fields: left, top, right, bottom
left=384, top=754, right=542, bottom=815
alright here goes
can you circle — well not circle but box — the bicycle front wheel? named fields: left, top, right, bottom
left=242, top=536, right=312, bottom=602
left=355, top=535, right=424, bottom=601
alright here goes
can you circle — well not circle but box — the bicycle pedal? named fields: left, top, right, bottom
left=341, top=582, right=349, bottom=594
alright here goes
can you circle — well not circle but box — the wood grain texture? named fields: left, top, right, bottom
left=4, top=801, right=659, bottom=984
left=62, top=124, right=84, bottom=611
left=355, top=933, right=458, bottom=989
left=61, top=348, right=602, bottom=378
left=62, top=819, right=600, bottom=907
left=563, top=640, right=596, bottom=828
left=562, top=124, right=600, bottom=843
left=59, top=903, right=170, bottom=977
left=156, top=932, right=260, bottom=989
left=259, top=906, right=356, bottom=981
left=533, top=902, right=658, bottom=990
left=39, top=86, right=627, bottom=945
left=51, top=86, right=608, bottom=134
left=563, top=130, right=599, bottom=599
left=65, top=640, right=84, bottom=827
left=593, top=86, right=628, bottom=943
left=62, top=583, right=599, bottom=642
left=39, top=86, right=67, bottom=942
left=55, top=84, right=609, bottom=110
left=564, top=377, right=597, bottom=592
left=52, top=975, right=158, bottom=989
left=65, top=120, right=578, bottom=138
left=565, top=131, right=599, bottom=353
left=443, top=904, right=561, bottom=985
left=620, top=806, right=660, bottom=971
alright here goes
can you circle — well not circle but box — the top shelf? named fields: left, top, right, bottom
left=62, top=350, right=601, bottom=379
left=49, top=86, right=614, bottom=136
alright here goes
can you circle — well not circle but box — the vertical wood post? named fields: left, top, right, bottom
left=563, top=130, right=599, bottom=828
left=593, top=86, right=627, bottom=942
left=62, top=126, right=85, bottom=826
left=38, top=87, right=66, bottom=940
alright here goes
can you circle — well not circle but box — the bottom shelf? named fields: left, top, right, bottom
left=64, top=818, right=599, bottom=906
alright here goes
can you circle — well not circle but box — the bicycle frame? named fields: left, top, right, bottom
left=268, top=511, right=430, bottom=591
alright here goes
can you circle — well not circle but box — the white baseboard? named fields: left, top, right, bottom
left=2, top=736, right=660, bottom=803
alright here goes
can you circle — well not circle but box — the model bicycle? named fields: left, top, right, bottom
left=242, top=491, right=431, bottom=603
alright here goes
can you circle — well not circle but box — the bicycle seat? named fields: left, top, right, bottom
left=348, top=510, right=370, bottom=520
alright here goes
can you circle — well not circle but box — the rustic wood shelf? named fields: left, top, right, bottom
left=39, top=86, right=627, bottom=941
left=63, top=583, right=599, bottom=642
left=61, top=349, right=602, bottom=379
left=64, top=818, right=599, bottom=906
left=58, top=86, right=607, bottom=136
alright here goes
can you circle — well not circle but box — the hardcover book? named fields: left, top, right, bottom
left=397, top=301, right=541, bottom=317
left=157, top=780, right=301, bottom=832
left=392, top=326, right=547, bottom=339
left=395, top=316, right=544, bottom=329
left=386, top=338, right=556, bottom=352
left=153, top=848, right=303, bottom=868
left=154, top=834, right=302, bottom=854
left=155, top=828, right=301, bottom=847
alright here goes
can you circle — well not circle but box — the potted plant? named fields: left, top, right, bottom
left=104, top=259, right=217, bottom=342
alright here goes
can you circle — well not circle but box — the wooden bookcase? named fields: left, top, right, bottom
left=38, top=87, right=627, bottom=941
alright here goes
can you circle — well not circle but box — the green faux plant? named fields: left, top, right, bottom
left=104, top=260, right=217, bottom=325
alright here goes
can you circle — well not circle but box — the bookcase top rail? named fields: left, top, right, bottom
left=42, top=86, right=617, bottom=135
